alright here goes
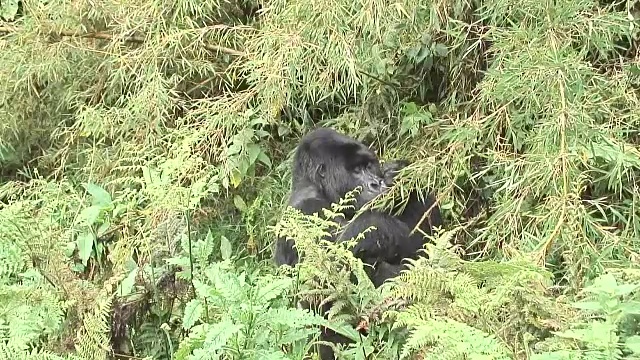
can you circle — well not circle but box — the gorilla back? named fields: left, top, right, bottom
left=274, top=128, right=387, bottom=267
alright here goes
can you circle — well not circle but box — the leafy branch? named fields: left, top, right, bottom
left=0, top=25, right=245, bottom=56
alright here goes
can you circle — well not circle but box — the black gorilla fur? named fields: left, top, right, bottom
left=274, top=128, right=442, bottom=360
left=336, top=159, right=442, bottom=286
left=274, top=128, right=442, bottom=285
left=274, top=127, right=389, bottom=268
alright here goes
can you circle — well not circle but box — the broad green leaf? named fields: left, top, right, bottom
left=277, top=124, right=291, bottom=137
left=620, top=301, right=640, bottom=315
left=626, top=335, right=640, bottom=354
left=84, top=183, right=112, bottom=206
left=76, top=231, right=95, bottom=265
left=247, top=143, right=262, bottom=165
left=230, top=169, right=242, bottom=188
left=71, top=263, right=85, bottom=273
left=417, top=46, right=431, bottom=62
left=433, top=43, right=448, bottom=57
left=116, top=267, right=138, bottom=297
left=572, top=301, right=603, bottom=311
left=64, top=242, right=76, bottom=257
left=234, top=195, right=247, bottom=212
left=220, top=236, right=232, bottom=261
left=614, top=284, right=640, bottom=297
left=199, top=320, right=242, bottom=353
left=0, top=0, right=19, bottom=21
left=440, top=201, right=454, bottom=210
left=256, top=277, right=293, bottom=303
left=79, top=205, right=103, bottom=226
left=97, top=221, right=110, bottom=237
left=113, top=204, right=127, bottom=218
left=257, top=152, right=272, bottom=168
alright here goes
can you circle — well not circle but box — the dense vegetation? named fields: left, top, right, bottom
left=1, top=0, right=640, bottom=359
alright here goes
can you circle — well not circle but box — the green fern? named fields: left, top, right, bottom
left=0, top=342, right=81, bottom=360
left=174, top=257, right=334, bottom=359
left=74, top=294, right=113, bottom=360
left=399, top=317, right=512, bottom=359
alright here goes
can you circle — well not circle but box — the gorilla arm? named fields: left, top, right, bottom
left=338, top=211, right=411, bottom=287
left=274, top=184, right=343, bottom=267
left=381, top=159, right=443, bottom=260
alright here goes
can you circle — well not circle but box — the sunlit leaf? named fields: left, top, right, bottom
left=76, top=231, right=95, bottom=265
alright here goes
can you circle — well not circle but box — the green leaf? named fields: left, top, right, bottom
left=76, top=231, right=95, bottom=265
left=200, top=320, right=242, bottom=352
left=229, top=169, right=242, bottom=188
left=183, top=299, right=203, bottom=329
left=0, top=0, right=19, bottom=21
left=626, top=335, right=640, bottom=354
left=416, top=46, right=431, bottom=63
left=113, top=204, right=127, bottom=218
left=79, top=205, right=103, bottom=226
left=64, top=241, right=76, bottom=257
left=256, top=277, right=293, bottom=304
left=406, top=46, right=420, bottom=59
left=220, top=236, right=232, bottom=261
left=84, top=183, right=112, bottom=206
left=71, top=263, right=85, bottom=273
left=440, top=202, right=454, bottom=210
left=614, top=284, right=640, bottom=297
left=257, top=152, right=272, bottom=168
left=247, top=143, right=262, bottom=166
left=433, top=43, right=448, bottom=57
left=234, top=195, right=247, bottom=212
left=226, top=142, right=242, bottom=156
left=619, top=301, right=640, bottom=315
left=116, top=267, right=138, bottom=297
left=277, top=124, right=291, bottom=137
left=96, top=221, right=110, bottom=237
left=399, top=117, right=413, bottom=137
left=572, top=301, right=603, bottom=312
left=401, top=102, right=418, bottom=115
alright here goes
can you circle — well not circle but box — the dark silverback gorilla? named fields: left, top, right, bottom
left=274, top=127, right=390, bottom=268
left=274, top=128, right=442, bottom=360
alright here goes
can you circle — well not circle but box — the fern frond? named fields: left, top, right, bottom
left=74, top=294, right=113, bottom=360
left=400, top=318, right=512, bottom=360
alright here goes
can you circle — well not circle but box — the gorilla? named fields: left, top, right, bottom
left=274, top=127, right=389, bottom=268
left=273, top=127, right=442, bottom=360
left=337, top=159, right=442, bottom=285
left=274, top=128, right=442, bottom=285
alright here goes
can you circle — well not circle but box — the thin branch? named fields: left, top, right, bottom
left=0, top=25, right=245, bottom=57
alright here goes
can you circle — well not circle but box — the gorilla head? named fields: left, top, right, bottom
left=276, top=128, right=388, bottom=268
left=292, top=128, right=387, bottom=210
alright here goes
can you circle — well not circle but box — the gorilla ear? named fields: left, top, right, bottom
left=316, top=164, right=326, bottom=178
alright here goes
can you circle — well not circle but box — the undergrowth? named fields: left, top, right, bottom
left=1, top=0, right=640, bottom=358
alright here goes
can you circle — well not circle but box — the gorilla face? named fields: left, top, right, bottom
left=294, top=128, right=387, bottom=210
left=344, top=154, right=387, bottom=206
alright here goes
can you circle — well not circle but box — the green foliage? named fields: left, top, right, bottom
left=0, top=191, right=71, bottom=356
left=0, top=0, right=19, bottom=21
left=74, top=293, right=112, bottom=360
left=1, top=0, right=640, bottom=358
left=0, top=268, right=68, bottom=352
left=169, top=232, right=335, bottom=359
left=383, top=230, right=553, bottom=358
left=533, top=272, right=640, bottom=359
